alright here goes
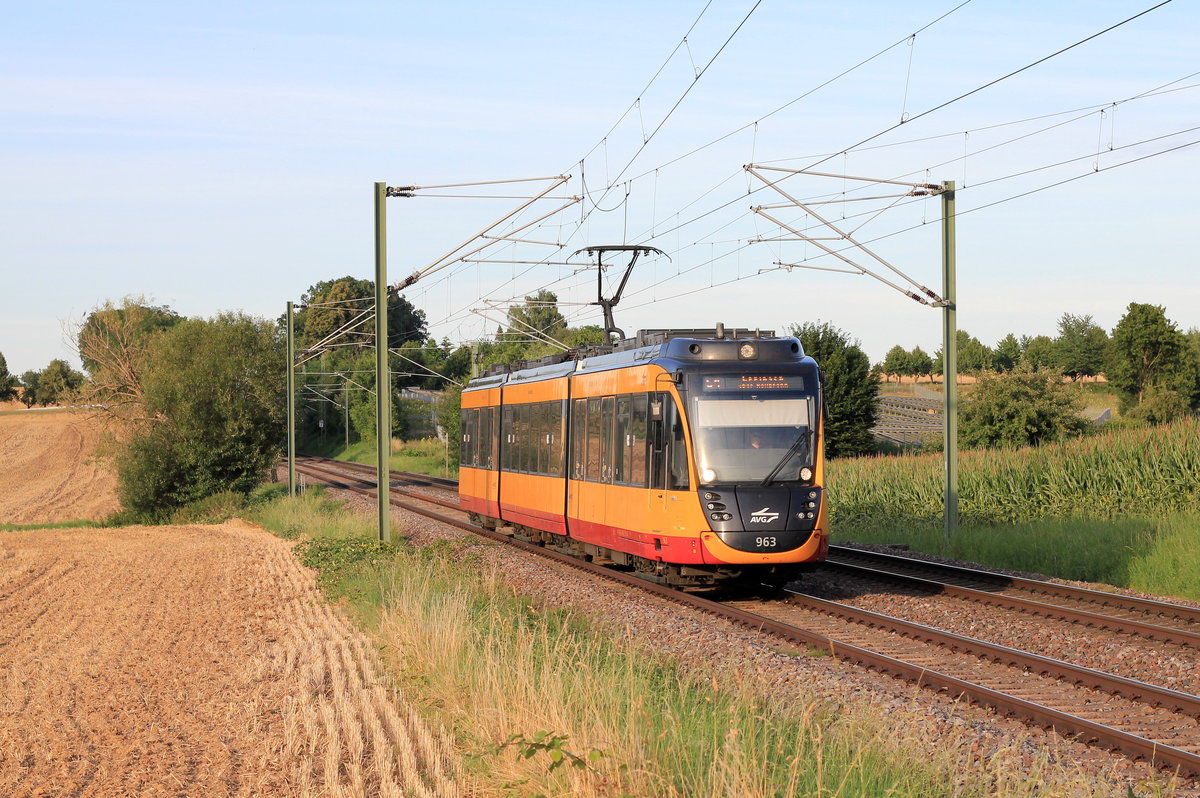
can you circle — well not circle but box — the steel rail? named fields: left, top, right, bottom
left=829, top=546, right=1200, bottom=626
left=821, top=558, right=1200, bottom=648
left=779, top=589, right=1200, bottom=718
left=294, top=455, right=460, bottom=491
left=292, top=458, right=1200, bottom=777
left=294, top=458, right=462, bottom=511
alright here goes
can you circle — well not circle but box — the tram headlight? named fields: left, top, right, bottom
left=701, top=467, right=717, bottom=482
left=737, top=342, right=758, bottom=360
left=799, top=466, right=814, bottom=482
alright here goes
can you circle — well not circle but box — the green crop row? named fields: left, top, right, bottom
left=827, top=418, right=1200, bottom=525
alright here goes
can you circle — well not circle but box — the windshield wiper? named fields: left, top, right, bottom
left=760, top=432, right=810, bottom=487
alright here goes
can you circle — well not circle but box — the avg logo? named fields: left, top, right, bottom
left=749, top=507, right=780, bottom=524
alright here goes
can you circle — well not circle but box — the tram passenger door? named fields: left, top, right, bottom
left=566, top=398, right=591, bottom=533
left=649, top=393, right=689, bottom=513
left=481, top=406, right=500, bottom=514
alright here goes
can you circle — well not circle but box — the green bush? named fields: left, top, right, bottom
left=169, top=491, right=247, bottom=524
left=114, top=312, right=284, bottom=519
left=959, top=371, right=1089, bottom=449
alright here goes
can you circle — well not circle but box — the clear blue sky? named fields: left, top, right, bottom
left=3, top=0, right=1197, bottom=375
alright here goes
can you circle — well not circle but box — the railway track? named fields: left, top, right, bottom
left=824, top=547, right=1200, bottom=649
left=289, top=454, right=1200, bottom=778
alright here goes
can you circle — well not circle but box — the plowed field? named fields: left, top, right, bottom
left=0, top=410, right=119, bottom=524
left=0, top=522, right=460, bottom=797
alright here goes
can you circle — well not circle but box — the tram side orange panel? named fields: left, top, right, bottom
left=459, top=466, right=499, bottom=517
left=500, top=472, right=567, bottom=534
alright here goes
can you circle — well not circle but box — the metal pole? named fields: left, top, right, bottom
left=941, top=181, right=958, bottom=544
left=343, top=373, right=350, bottom=449
left=319, top=351, right=327, bottom=442
left=287, top=301, right=296, bottom=496
left=374, top=182, right=391, bottom=543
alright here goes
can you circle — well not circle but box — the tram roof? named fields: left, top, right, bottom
left=464, top=327, right=810, bottom=392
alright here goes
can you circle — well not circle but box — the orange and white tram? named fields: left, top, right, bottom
left=458, top=328, right=827, bottom=587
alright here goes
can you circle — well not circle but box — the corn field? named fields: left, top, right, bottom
left=828, top=418, right=1200, bottom=525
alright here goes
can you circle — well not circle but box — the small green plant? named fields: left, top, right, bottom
left=294, top=534, right=401, bottom=593
left=247, top=482, right=289, bottom=506
left=493, top=731, right=607, bottom=774
left=169, top=490, right=247, bottom=524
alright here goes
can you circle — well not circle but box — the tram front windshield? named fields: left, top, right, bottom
left=687, top=374, right=815, bottom=484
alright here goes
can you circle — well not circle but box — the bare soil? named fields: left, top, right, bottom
left=0, top=522, right=460, bottom=797
left=0, top=410, right=119, bottom=524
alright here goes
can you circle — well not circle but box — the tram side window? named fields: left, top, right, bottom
left=459, top=408, right=471, bottom=466
left=586, top=397, right=603, bottom=481
left=599, top=396, right=616, bottom=483
left=530, top=403, right=542, bottom=474
left=667, top=397, right=690, bottom=490
left=628, top=393, right=648, bottom=487
left=613, top=396, right=631, bottom=484
left=571, top=399, right=586, bottom=479
left=648, top=393, right=689, bottom=490
left=529, top=403, right=541, bottom=474
left=474, top=408, right=484, bottom=468
left=549, top=400, right=565, bottom=477
left=541, top=401, right=555, bottom=475
left=501, top=406, right=514, bottom=471
left=479, top=407, right=494, bottom=470
left=649, top=394, right=666, bottom=490
left=523, top=403, right=537, bottom=473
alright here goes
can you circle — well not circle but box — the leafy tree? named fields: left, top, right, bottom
left=992, top=334, right=1021, bottom=373
left=880, top=345, right=910, bottom=382
left=20, top=371, right=40, bottom=407
left=506, top=289, right=566, bottom=340
left=1053, top=313, right=1108, bottom=380
left=0, top=352, right=18, bottom=402
left=35, top=359, right=85, bottom=406
left=1187, top=327, right=1200, bottom=364
left=292, top=276, right=427, bottom=351
left=75, top=298, right=181, bottom=417
left=787, top=321, right=879, bottom=458
left=959, top=371, right=1088, bottom=449
left=114, top=313, right=284, bottom=518
left=933, top=330, right=993, bottom=376
left=348, top=391, right=378, bottom=440
left=1106, top=302, right=1198, bottom=419
left=1126, top=384, right=1191, bottom=426
left=1019, top=335, right=1056, bottom=372
left=958, top=331, right=993, bottom=374
left=285, top=277, right=431, bottom=446
left=476, top=299, right=603, bottom=373
left=437, top=385, right=464, bottom=463
left=908, top=346, right=933, bottom=379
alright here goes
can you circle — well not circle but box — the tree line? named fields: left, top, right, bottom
left=4, top=284, right=1195, bottom=523
left=877, top=304, right=1200, bottom=425
left=0, top=355, right=85, bottom=408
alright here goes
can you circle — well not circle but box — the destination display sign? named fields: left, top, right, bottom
left=703, top=375, right=805, bottom=391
